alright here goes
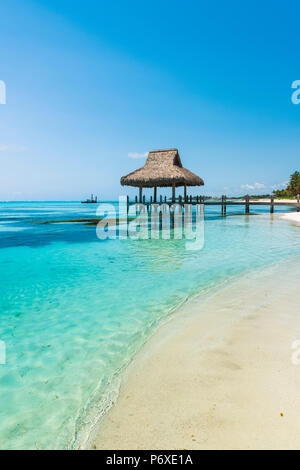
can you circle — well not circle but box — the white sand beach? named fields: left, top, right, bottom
left=91, top=253, right=300, bottom=450
left=252, top=199, right=298, bottom=203
left=280, top=212, right=300, bottom=224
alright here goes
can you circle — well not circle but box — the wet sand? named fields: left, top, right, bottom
left=90, top=257, right=300, bottom=450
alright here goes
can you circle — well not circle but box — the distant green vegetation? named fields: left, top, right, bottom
left=273, top=171, right=300, bottom=198
left=248, top=194, right=271, bottom=200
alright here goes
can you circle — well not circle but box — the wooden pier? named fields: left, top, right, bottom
left=120, top=149, right=299, bottom=217
left=127, top=195, right=300, bottom=215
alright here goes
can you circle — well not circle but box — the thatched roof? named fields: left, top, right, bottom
left=121, top=149, right=204, bottom=188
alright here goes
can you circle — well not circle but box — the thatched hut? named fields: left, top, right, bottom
left=121, top=148, right=204, bottom=202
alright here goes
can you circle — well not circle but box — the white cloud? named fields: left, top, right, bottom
left=128, top=152, right=147, bottom=159
left=271, top=181, right=288, bottom=190
left=241, top=182, right=265, bottom=191
left=0, top=145, right=27, bottom=152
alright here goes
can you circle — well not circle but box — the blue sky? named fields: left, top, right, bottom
left=1, top=0, right=300, bottom=200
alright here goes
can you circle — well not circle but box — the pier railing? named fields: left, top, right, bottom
left=126, top=194, right=300, bottom=215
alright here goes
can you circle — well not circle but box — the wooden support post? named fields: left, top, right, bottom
left=159, top=206, right=162, bottom=230
left=270, top=195, right=274, bottom=214
left=160, top=195, right=162, bottom=204
left=184, top=185, right=187, bottom=203
left=196, top=195, right=199, bottom=204
left=297, top=195, right=300, bottom=213
left=190, top=195, right=192, bottom=204
left=127, top=195, right=129, bottom=212
left=164, top=196, right=167, bottom=203
left=135, top=195, right=138, bottom=203
left=139, top=187, right=143, bottom=203
left=221, top=195, right=224, bottom=216
left=172, top=183, right=176, bottom=203
left=245, top=195, right=250, bottom=214
left=150, top=196, right=153, bottom=204
left=143, top=195, right=145, bottom=204
left=179, top=195, right=182, bottom=204
left=224, top=195, right=227, bottom=216
left=154, top=186, right=157, bottom=203
left=171, top=209, right=174, bottom=229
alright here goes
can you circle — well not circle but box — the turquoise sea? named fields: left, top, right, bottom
left=1, top=201, right=300, bottom=449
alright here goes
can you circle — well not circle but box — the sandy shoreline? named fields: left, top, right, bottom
left=251, top=199, right=297, bottom=203
left=280, top=212, right=300, bottom=224
left=89, top=214, right=300, bottom=450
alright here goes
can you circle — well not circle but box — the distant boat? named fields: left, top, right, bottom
left=81, top=194, right=98, bottom=204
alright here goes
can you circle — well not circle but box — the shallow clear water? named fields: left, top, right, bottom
left=0, top=201, right=300, bottom=449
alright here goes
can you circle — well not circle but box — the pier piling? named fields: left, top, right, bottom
left=270, top=195, right=274, bottom=214
left=245, top=195, right=250, bottom=214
